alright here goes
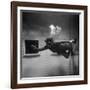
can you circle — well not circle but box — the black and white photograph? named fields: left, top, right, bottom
left=20, top=10, right=79, bottom=78
left=11, top=1, right=87, bottom=88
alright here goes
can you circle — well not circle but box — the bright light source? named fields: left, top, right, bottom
left=49, top=24, right=56, bottom=35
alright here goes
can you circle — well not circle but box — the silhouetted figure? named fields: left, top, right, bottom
left=31, top=38, right=76, bottom=58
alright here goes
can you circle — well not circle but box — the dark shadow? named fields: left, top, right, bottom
left=50, top=53, right=62, bottom=56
